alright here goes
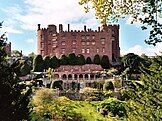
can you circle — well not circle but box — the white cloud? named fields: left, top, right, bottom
left=1, top=26, right=22, bottom=34
left=4, top=0, right=99, bottom=31
left=26, top=38, right=35, bottom=44
left=121, top=43, right=162, bottom=56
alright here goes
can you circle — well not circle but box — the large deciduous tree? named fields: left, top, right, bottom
left=0, top=22, right=33, bottom=120
left=79, top=0, right=162, bottom=45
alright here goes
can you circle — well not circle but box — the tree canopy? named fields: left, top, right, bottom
left=79, top=0, right=162, bottom=45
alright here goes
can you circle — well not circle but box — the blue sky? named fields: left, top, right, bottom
left=0, top=0, right=161, bottom=56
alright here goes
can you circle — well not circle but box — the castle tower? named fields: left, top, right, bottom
left=37, top=24, right=120, bottom=62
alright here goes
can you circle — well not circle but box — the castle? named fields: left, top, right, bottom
left=37, top=24, right=120, bottom=62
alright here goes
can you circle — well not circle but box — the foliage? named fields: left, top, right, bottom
left=43, top=56, right=51, bottom=70
left=79, top=0, right=162, bottom=45
left=29, top=89, right=82, bottom=121
left=11, top=50, right=22, bottom=57
left=86, top=56, right=93, bottom=64
left=101, top=55, right=110, bottom=69
left=0, top=22, right=33, bottom=120
left=20, top=61, right=32, bottom=76
left=103, top=81, right=114, bottom=91
left=126, top=55, right=162, bottom=120
left=77, top=54, right=86, bottom=65
left=103, top=90, right=115, bottom=99
left=99, top=98, right=127, bottom=118
left=60, top=54, right=69, bottom=65
left=80, top=87, right=103, bottom=101
left=93, top=54, right=100, bottom=65
left=121, top=53, right=145, bottom=78
left=68, top=53, right=78, bottom=65
left=50, top=55, right=60, bottom=69
left=33, top=55, right=44, bottom=72
left=52, top=80, right=63, bottom=90
left=107, top=68, right=119, bottom=76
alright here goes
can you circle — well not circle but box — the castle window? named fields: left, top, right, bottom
left=41, top=35, right=45, bottom=41
left=101, top=38, right=105, bottom=44
left=92, top=35, right=95, bottom=39
left=61, top=41, right=65, bottom=46
left=81, top=35, right=85, bottom=39
left=62, top=48, right=65, bottom=54
left=86, top=42, right=90, bottom=45
left=72, top=48, right=76, bottom=53
left=82, top=41, right=85, bottom=45
left=97, top=48, right=99, bottom=53
left=87, top=48, right=90, bottom=53
left=86, top=35, right=90, bottom=40
left=73, top=41, right=76, bottom=45
left=102, top=48, right=105, bottom=53
left=112, top=37, right=115, bottom=41
left=92, top=41, right=95, bottom=45
left=41, top=42, right=44, bottom=48
left=82, top=49, right=85, bottom=53
left=41, top=50, right=44, bottom=55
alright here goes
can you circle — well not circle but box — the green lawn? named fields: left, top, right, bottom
left=73, top=101, right=122, bottom=121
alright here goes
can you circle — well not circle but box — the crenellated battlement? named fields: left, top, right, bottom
left=37, top=23, right=120, bottom=62
left=37, top=24, right=119, bottom=34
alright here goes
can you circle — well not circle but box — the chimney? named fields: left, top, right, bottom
left=59, top=24, right=63, bottom=32
left=98, top=27, right=100, bottom=31
left=38, top=24, right=41, bottom=30
left=68, top=24, right=70, bottom=32
left=84, top=25, right=86, bottom=31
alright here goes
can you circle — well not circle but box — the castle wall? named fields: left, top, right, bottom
left=37, top=24, right=120, bottom=62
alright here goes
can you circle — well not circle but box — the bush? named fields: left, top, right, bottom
left=103, top=90, right=114, bottom=98
left=86, top=57, right=93, bottom=64
left=80, top=87, right=104, bottom=101
left=93, top=54, right=100, bottom=65
left=103, top=81, right=114, bottom=91
left=101, top=55, right=110, bottom=69
left=99, top=98, right=127, bottom=118
left=33, top=55, right=44, bottom=72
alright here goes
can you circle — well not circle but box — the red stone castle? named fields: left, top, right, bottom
left=37, top=24, right=120, bottom=62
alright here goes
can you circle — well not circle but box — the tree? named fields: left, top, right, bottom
left=77, top=54, right=86, bottom=65
left=121, top=53, right=145, bottom=78
left=126, top=55, right=162, bottom=120
left=43, top=56, right=51, bottom=70
left=86, top=57, right=92, bottom=64
left=33, top=55, right=44, bottom=72
left=0, top=22, right=33, bottom=120
left=60, top=54, right=69, bottom=65
left=28, top=52, right=36, bottom=62
left=79, top=0, right=162, bottom=45
left=50, top=56, right=59, bottom=69
left=93, top=54, right=100, bottom=65
left=12, top=50, right=22, bottom=57
left=20, top=61, right=32, bottom=76
left=68, top=53, right=77, bottom=65
left=101, top=55, right=110, bottom=69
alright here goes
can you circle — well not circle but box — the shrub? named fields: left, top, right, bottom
left=103, top=81, right=114, bottom=91
left=101, top=55, right=110, bottom=69
left=99, top=98, right=127, bottom=118
left=80, top=87, right=103, bottom=101
left=86, top=57, right=93, bottom=64
left=33, top=55, right=44, bottom=72
left=93, top=54, right=100, bottom=65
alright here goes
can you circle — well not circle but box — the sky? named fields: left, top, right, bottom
left=0, top=0, right=162, bottom=56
